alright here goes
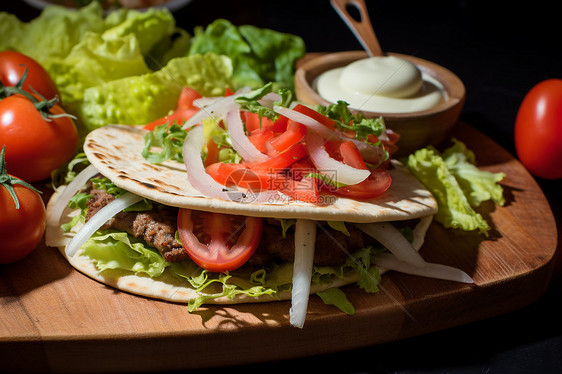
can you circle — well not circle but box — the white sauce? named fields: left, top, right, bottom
left=315, top=56, right=447, bottom=113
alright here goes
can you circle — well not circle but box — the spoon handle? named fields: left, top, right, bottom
left=330, top=0, right=383, bottom=57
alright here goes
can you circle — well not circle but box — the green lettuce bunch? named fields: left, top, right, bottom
left=406, top=139, right=505, bottom=236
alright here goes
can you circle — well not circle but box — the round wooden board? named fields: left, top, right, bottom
left=0, top=122, right=557, bottom=373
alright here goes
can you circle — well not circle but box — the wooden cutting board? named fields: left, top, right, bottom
left=0, top=122, right=557, bottom=373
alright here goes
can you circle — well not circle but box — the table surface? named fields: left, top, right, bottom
left=2, top=1, right=561, bottom=373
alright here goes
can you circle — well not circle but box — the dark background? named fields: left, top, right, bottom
left=3, top=0, right=561, bottom=373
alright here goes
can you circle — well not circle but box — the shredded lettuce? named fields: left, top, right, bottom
left=406, top=139, right=505, bottom=236
left=76, top=227, right=383, bottom=315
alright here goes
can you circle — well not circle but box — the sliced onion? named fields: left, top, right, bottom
left=65, top=192, right=144, bottom=257
left=226, top=109, right=268, bottom=163
left=412, top=215, right=433, bottom=251
left=374, top=253, right=474, bottom=284
left=305, top=132, right=370, bottom=185
left=181, top=87, right=251, bottom=130
left=47, top=164, right=99, bottom=230
left=182, top=125, right=248, bottom=201
left=192, top=96, right=220, bottom=108
left=290, top=219, right=317, bottom=328
left=258, top=92, right=282, bottom=108
left=356, top=222, right=426, bottom=268
left=274, top=105, right=335, bottom=139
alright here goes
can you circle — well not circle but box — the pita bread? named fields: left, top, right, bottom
left=82, top=125, right=437, bottom=222
left=46, top=124, right=437, bottom=305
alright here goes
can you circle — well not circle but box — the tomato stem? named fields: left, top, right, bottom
left=0, top=146, right=42, bottom=209
left=0, top=66, right=76, bottom=122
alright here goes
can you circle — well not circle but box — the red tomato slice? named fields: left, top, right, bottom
left=204, top=138, right=220, bottom=167
left=243, top=111, right=276, bottom=133
left=143, top=87, right=202, bottom=130
left=251, top=142, right=308, bottom=172
left=177, top=209, right=263, bottom=272
left=268, top=119, right=307, bottom=153
left=206, top=162, right=270, bottom=191
left=281, top=176, right=321, bottom=203
left=292, top=103, right=336, bottom=129
left=248, top=128, right=275, bottom=154
left=143, top=108, right=199, bottom=130
left=339, top=141, right=368, bottom=170
left=176, top=87, right=202, bottom=110
left=332, top=167, right=392, bottom=200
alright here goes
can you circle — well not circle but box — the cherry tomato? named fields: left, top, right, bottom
left=177, top=209, right=263, bottom=272
left=0, top=94, right=79, bottom=182
left=0, top=51, right=60, bottom=100
left=0, top=151, right=46, bottom=263
left=515, top=79, right=562, bottom=179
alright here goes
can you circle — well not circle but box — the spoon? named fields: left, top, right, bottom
left=330, top=0, right=383, bottom=57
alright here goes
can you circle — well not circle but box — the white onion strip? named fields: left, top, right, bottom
left=274, top=105, right=335, bottom=139
left=226, top=109, right=268, bottom=163
left=374, top=253, right=474, bottom=284
left=290, top=219, right=317, bottom=328
left=257, top=92, right=282, bottom=108
left=46, top=164, right=99, bottom=229
left=305, top=132, right=370, bottom=185
left=183, top=125, right=246, bottom=201
left=355, top=222, right=426, bottom=268
left=181, top=87, right=251, bottom=130
left=64, top=192, right=144, bottom=257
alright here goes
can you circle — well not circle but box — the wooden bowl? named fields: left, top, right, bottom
left=295, top=51, right=466, bottom=156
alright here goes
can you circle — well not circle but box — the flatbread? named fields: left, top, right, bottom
left=46, top=187, right=433, bottom=305
left=46, top=124, right=437, bottom=305
left=83, top=124, right=437, bottom=222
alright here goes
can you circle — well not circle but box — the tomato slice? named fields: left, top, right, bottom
left=339, top=141, right=368, bottom=170
left=243, top=111, right=275, bottom=133
left=251, top=142, right=308, bottom=172
left=176, top=87, right=202, bottom=110
left=248, top=127, right=275, bottom=154
left=143, top=108, right=199, bottom=130
left=177, top=209, right=263, bottom=272
left=206, top=162, right=270, bottom=191
left=143, top=87, right=202, bottom=130
left=292, top=103, right=336, bottom=129
left=268, top=119, right=307, bottom=153
left=332, top=167, right=392, bottom=200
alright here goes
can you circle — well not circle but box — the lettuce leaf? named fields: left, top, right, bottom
left=406, top=139, right=505, bottom=235
left=0, top=2, right=106, bottom=63
left=82, top=230, right=170, bottom=277
left=188, top=19, right=305, bottom=90
left=442, top=139, right=506, bottom=207
left=78, top=53, right=233, bottom=131
left=78, top=227, right=383, bottom=314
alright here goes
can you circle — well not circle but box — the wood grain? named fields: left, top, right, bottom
left=0, top=122, right=557, bottom=373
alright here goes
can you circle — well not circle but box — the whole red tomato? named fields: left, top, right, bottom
left=0, top=148, right=46, bottom=264
left=515, top=79, right=562, bottom=180
left=0, top=50, right=60, bottom=100
left=0, top=94, right=78, bottom=182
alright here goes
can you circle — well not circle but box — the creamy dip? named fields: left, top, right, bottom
left=314, top=56, right=447, bottom=113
